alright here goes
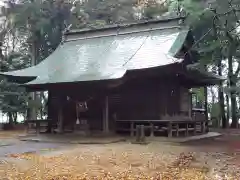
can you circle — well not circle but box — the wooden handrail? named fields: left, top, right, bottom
left=192, top=108, right=206, bottom=112
left=115, top=119, right=206, bottom=123
left=116, top=119, right=207, bottom=138
left=25, top=119, right=51, bottom=123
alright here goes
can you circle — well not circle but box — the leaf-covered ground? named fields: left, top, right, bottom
left=0, top=129, right=240, bottom=180
left=0, top=139, right=240, bottom=180
left=0, top=130, right=24, bottom=139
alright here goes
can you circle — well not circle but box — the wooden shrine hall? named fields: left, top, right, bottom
left=0, top=17, right=224, bottom=137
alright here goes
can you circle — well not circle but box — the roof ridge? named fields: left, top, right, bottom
left=64, top=25, right=182, bottom=42
left=65, top=16, right=185, bottom=36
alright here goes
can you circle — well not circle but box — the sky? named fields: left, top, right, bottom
left=0, top=111, right=24, bottom=123
left=0, top=0, right=5, bottom=7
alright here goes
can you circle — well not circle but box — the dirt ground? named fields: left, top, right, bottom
left=0, top=130, right=240, bottom=180
left=0, top=130, right=25, bottom=139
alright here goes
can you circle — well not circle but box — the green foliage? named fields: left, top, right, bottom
left=192, top=88, right=205, bottom=103
left=168, top=0, right=240, bottom=127
left=7, top=0, right=73, bottom=63
left=0, top=0, right=75, bottom=120
left=0, top=78, right=27, bottom=114
left=0, top=50, right=30, bottom=117
left=143, top=4, right=169, bottom=19
left=209, top=102, right=220, bottom=119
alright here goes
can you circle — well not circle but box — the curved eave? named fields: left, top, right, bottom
left=0, top=64, right=39, bottom=83
left=0, top=74, right=37, bottom=84
left=186, top=64, right=226, bottom=86
left=0, top=64, right=39, bottom=76
left=21, top=62, right=182, bottom=92
left=20, top=75, right=127, bottom=92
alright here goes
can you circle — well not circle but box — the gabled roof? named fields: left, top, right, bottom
left=0, top=17, right=189, bottom=86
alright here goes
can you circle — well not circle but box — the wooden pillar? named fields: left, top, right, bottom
left=57, top=97, right=64, bottom=133
left=185, top=123, right=189, bottom=136
left=136, top=125, right=146, bottom=143
left=168, top=121, right=172, bottom=137
left=176, top=124, right=179, bottom=137
left=130, top=122, right=134, bottom=137
left=193, top=122, right=197, bottom=135
left=189, top=91, right=192, bottom=118
left=150, top=123, right=154, bottom=137
left=103, top=96, right=109, bottom=133
left=140, top=125, right=145, bottom=142
left=136, top=125, right=141, bottom=142
left=201, top=122, right=206, bottom=134
left=36, top=121, right=40, bottom=134
left=58, top=106, right=63, bottom=133
left=204, top=86, right=208, bottom=132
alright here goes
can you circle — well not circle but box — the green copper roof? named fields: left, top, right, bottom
left=0, top=22, right=189, bottom=85
left=185, top=63, right=225, bottom=86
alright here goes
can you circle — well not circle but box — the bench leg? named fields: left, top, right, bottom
left=185, top=123, right=189, bottom=136
left=136, top=125, right=140, bottom=142
left=130, top=122, right=134, bottom=137
left=201, top=122, right=205, bottom=134
left=36, top=122, right=40, bottom=135
left=150, top=123, right=154, bottom=137
left=193, top=123, right=197, bottom=135
left=168, top=122, right=172, bottom=137
left=36, top=128, right=40, bottom=135
left=202, top=122, right=206, bottom=133
left=26, top=124, right=29, bottom=134
left=176, top=124, right=179, bottom=137
left=140, top=125, right=145, bottom=142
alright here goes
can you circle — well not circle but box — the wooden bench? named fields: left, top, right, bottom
left=164, top=120, right=206, bottom=137
left=25, top=119, right=52, bottom=134
left=116, top=120, right=161, bottom=137
left=115, top=119, right=207, bottom=137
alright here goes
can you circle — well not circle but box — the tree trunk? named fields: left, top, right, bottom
left=13, top=112, right=18, bottom=124
left=226, top=88, right=230, bottom=125
left=204, top=86, right=209, bottom=132
left=40, top=106, right=43, bottom=119
left=40, top=91, right=47, bottom=119
left=217, top=60, right=227, bottom=128
left=7, top=112, right=14, bottom=127
left=228, top=53, right=238, bottom=128
left=230, top=91, right=238, bottom=128
left=46, top=91, right=52, bottom=133
left=29, top=38, right=38, bottom=120
left=210, top=87, right=215, bottom=104
left=211, top=23, right=227, bottom=128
